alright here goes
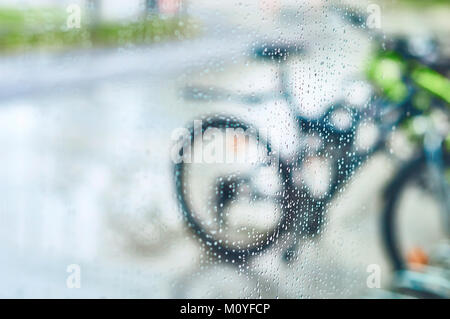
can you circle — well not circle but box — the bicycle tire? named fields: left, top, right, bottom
left=173, top=115, right=296, bottom=263
left=382, top=151, right=450, bottom=271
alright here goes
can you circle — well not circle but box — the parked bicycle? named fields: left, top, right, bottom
left=173, top=7, right=450, bottom=289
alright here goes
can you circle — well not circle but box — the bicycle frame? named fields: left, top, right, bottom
left=176, top=28, right=450, bottom=263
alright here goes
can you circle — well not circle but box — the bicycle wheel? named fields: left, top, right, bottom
left=382, top=151, right=450, bottom=271
left=173, top=115, right=295, bottom=263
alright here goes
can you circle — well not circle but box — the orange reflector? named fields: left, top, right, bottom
left=406, top=247, right=429, bottom=270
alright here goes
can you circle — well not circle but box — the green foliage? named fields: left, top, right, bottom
left=396, top=0, right=450, bottom=6
left=0, top=7, right=198, bottom=53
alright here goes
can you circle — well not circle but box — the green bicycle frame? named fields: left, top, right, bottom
left=367, top=51, right=450, bottom=105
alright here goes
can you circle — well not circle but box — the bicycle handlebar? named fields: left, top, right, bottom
left=253, top=43, right=305, bottom=62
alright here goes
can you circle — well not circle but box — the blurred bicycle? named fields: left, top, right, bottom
left=173, top=6, right=450, bottom=296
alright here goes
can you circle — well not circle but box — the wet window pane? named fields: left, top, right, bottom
left=1, top=0, right=449, bottom=299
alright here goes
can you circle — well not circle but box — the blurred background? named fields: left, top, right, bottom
left=0, top=0, right=449, bottom=298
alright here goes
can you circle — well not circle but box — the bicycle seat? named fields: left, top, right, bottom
left=253, top=43, right=305, bottom=62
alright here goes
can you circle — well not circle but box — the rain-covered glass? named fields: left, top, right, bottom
left=1, top=0, right=449, bottom=299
